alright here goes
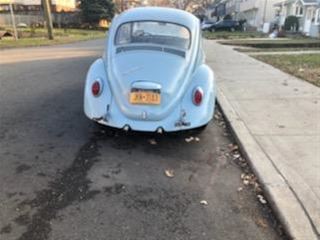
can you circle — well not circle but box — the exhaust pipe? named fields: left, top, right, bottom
left=157, top=127, right=163, bottom=134
left=123, top=125, right=130, bottom=132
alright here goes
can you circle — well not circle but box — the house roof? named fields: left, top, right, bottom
left=274, top=0, right=319, bottom=6
left=302, top=0, right=319, bottom=5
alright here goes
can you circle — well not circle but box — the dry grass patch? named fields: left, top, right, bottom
left=253, top=54, right=320, bottom=87
left=203, top=31, right=266, bottom=40
left=221, top=39, right=320, bottom=48
left=0, top=28, right=106, bottom=49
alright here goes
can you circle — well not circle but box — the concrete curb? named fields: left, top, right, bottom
left=217, top=87, right=319, bottom=240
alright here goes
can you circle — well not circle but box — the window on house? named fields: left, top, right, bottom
left=295, top=5, right=304, bottom=16
left=315, top=8, right=320, bottom=24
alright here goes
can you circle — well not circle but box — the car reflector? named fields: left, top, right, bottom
left=193, top=87, right=203, bottom=106
left=92, top=81, right=101, bottom=96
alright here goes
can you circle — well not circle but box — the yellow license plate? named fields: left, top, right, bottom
left=130, top=91, right=161, bottom=105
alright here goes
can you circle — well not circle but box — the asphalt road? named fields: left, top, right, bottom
left=0, top=40, right=285, bottom=240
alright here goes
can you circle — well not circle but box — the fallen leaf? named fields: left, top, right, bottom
left=243, top=179, right=249, bottom=185
left=256, top=217, right=268, bottom=228
left=185, top=137, right=194, bottom=143
left=244, top=175, right=251, bottom=180
left=257, top=195, right=267, bottom=204
left=200, top=200, right=208, bottom=206
left=218, top=121, right=225, bottom=126
left=233, top=153, right=241, bottom=159
left=149, top=139, right=157, bottom=145
left=228, top=144, right=239, bottom=151
left=164, top=169, right=175, bottom=178
left=255, top=183, right=263, bottom=193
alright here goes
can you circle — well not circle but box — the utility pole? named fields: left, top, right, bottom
left=120, top=0, right=124, bottom=12
left=43, top=0, right=54, bottom=40
left=9, top=3, right=18, bottom=40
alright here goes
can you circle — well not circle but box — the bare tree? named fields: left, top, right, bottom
left=148, top=0, right=172, bottom=7
left=170, top=0, right=193, bottom=9
left=169, top=0, right=215, bottom=10
left=107, top=0, right=217, bottom=13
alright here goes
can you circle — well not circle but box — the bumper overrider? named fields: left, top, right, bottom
left=90, top=103, right=210, bottom=133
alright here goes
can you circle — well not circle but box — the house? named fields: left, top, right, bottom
left=230, top=0, right=283, bottom=29
left=202, top=0, right=284, bottom=29
left=274, top=0, right=320, bottom=36
left=202, top=0, right=227, bottom=22
left=201, top=4, right=217, bottom=21
left=225, top=0, right=240, bottom=17
left=216, top=0, right=227, bottom=20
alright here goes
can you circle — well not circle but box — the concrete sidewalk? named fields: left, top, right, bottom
left=204, top=40, right=320, bottom=240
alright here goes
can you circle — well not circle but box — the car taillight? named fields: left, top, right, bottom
left=92, top=81, right=101, bottom=96
left=193, top=87, right=203, bottom=106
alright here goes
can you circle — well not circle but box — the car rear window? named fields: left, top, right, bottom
left=115, top=21, right=191, bottom=50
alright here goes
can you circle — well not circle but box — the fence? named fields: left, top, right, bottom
left=0, top=12, right=81, bottom=28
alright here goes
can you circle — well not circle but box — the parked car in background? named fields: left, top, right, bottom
left=201, top=20, right=216, bottom=31
left=207, top=20, right=242, bottom=32
left=84, top=7, right=216, bottom=132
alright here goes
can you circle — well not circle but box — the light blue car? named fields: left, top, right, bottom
left=84, top=7, right=216, bottom=132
